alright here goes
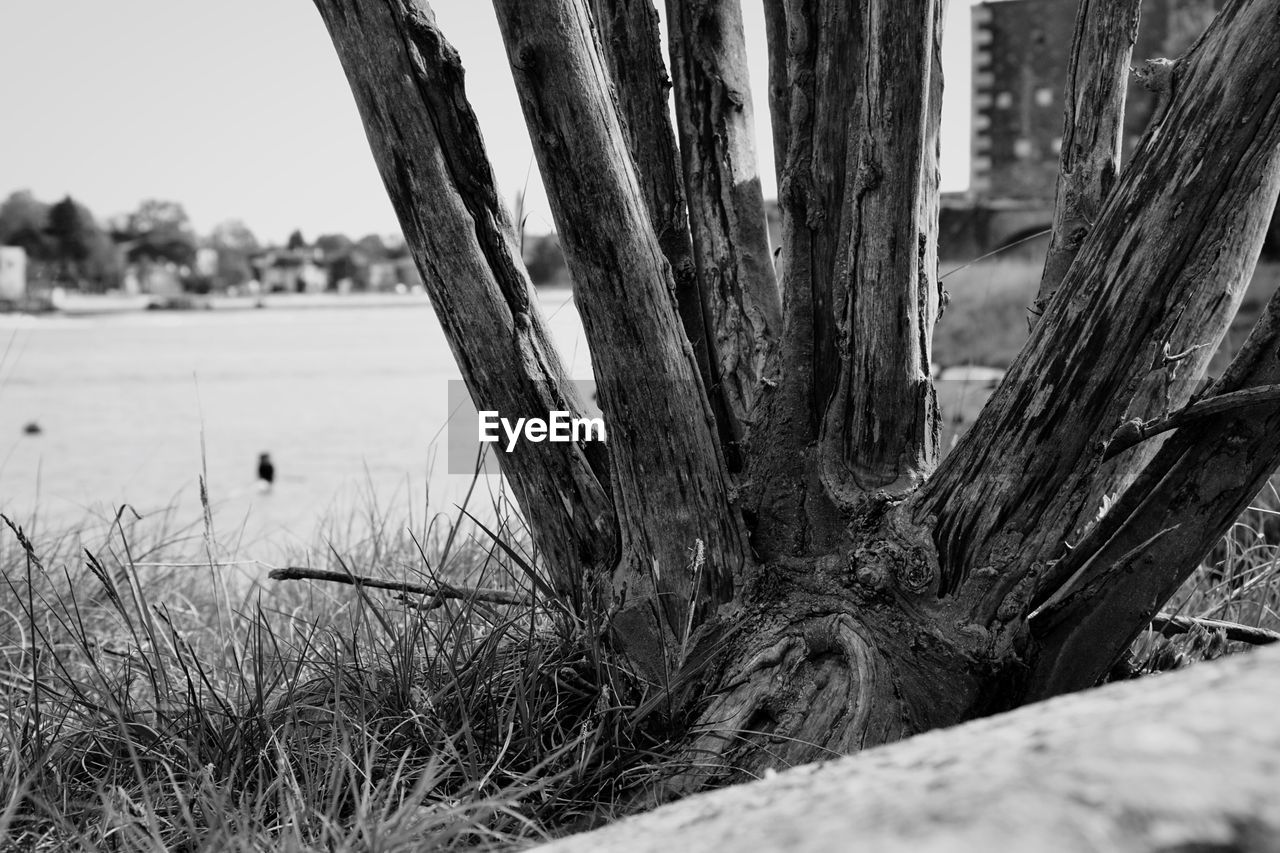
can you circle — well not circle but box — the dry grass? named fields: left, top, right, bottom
left=0, top=490, right=677, bottom=852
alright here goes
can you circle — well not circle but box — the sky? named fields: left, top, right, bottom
left=0, top=1, right=978, bottom=245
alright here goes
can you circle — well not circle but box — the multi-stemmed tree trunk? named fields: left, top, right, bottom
left=314, top=0, right=1280, bottom=797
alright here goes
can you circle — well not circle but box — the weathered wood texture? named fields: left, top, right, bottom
left=818, top=0, right=943, bottom=498
left=1030, top=287, right=1280, bottom=697
left=588, top=0, right=731, bottom=465
left=491, top=0, right=749, bottom=675
left=761, top=0, right=789, bottom=191
left=666, top=0, right=782, bottom=464
left=1034, top=0, right=1141, bottom=318
left=533, top=648, right=1280, bottom=853
left=915, top=0, right=1280, bottom=639
left=749, top=0, right=865, bottom=556
left=310, top=0, right=614, bottom=600
left=753, top=0, right=944, bottom=552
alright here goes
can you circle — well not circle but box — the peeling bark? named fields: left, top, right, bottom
left=491, top=0, right=750, bottom=678
left=534, top=647, right=1280, bottom=853
left=310, top=0, right=615, bottom=601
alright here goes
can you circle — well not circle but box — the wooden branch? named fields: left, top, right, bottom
left=1151, top=612, right=1280, bottom=646
left=1028, top=288, right=1280, bottom=698
left=818, top=0, right=944, bottom=498
left=533, top=646, right=1280, bottom=853
left=310, top=1, right=615, bottom=601
left=268, top=566, right=532, bottom=607
left=587, top=0, right=739, bottom=470
left=1034, top=0, right=1142, bottom=321
left=1103, top=385, right=1280, bottom=460
left=914, top=0, right=1280, bottom=625
left=666, top=0, right=783, bottom=463
left=761, top=0, right=789, bottom=192
left=491, top=0, right=749, bottom=677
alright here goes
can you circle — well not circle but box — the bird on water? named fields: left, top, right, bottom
left=257, top=452, right=275, bottom=493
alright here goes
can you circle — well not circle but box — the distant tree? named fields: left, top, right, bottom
left=46, top=197, right=95, bottom=264
left=327, top=251, right=368, bottom=290
left=42, top=196, right=119, bottom=290
left=286, top=229, right=308, bottom=250
left=315, top=232, right=354, bottom=257
left=355, top=233, right=389, bottom=261
left=210, top=219, right=259, bottom=254
left=0, top=190, right=53, bottom=260
left=209, top=219, right=260, bottom=289
left=121, top=199, right=197, bottom=265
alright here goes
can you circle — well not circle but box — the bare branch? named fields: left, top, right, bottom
left=1034, top=0, right=1142, bottom=319
left=1150, top=613, right=1280, bottom=647
left=268, top=566, right=531, bottom=608
left=914, top=0, right=1280, bottom=630
left=589, top=0, right=723, bottom=446
left=666, top=0, right=783, bottom=464
left=1103, top=385, right=1280, bottom=461
left=761, top=0, right=789, bottom=191
left=311, top=0, right=614, bottom=601
left=491, top=0, right=749, bottom=676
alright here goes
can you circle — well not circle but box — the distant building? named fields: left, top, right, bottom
left=941, top=0, right=1244, bottom=259
left=971, top=0, right=1220, bottom=200
left=253, top=248, right=328, bottom=293
left=0, top=247, right=26, bottom=300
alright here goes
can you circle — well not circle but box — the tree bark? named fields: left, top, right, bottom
left=491, top=0, right=750, bottom=679
left=587, top=0, right=732, bottom=467
left=1029, top=286, right=1280, bottom=697
left=310, top=0, right=615, bottom=602
left=533, top=647, right=1280, bottom=853
left=1034, top=0, right=1141, bottom=320
left=914, top=0, right=1280, bottom=649
left=666, top=0, right=783, bottom=466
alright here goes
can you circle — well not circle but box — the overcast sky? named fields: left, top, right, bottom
left=0, top=1, right=977, bottom=244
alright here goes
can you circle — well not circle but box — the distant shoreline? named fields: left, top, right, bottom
left=3, top=284, right=575, bottom=318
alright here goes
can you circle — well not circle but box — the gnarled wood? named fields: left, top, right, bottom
left=915, top=0, right=1280, bottom=645
left=534, top=647, right=1280, bottom=853
left=491, top=0, right=750, bottom=677
left=666, top=0, right=782, bottom=465
left=310, top=0, right=614, bottom=601
left=1034, top=0, right=1141, bottom=320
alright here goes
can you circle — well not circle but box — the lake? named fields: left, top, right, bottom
left=0, top=288, right=592, bottom=557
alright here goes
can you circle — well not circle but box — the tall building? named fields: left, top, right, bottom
left=970, top=0, right=1219, bottom=200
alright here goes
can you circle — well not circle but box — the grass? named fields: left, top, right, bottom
left=2, top=259, right=1279, bottom=850
left=0, top=490, right=682, bottom=851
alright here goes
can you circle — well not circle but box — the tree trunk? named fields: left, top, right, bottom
left=314, top=0, right=1280, bottom=809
